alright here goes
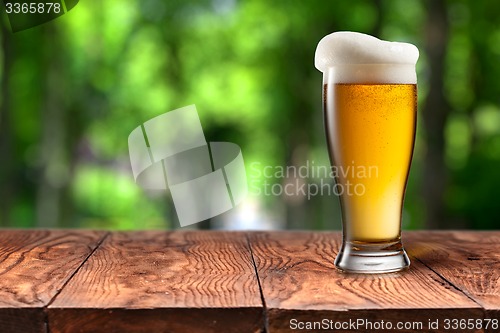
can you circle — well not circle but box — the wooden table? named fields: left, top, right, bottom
left=0, top=230, right=498, bottom=333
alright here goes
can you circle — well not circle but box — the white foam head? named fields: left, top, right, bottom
left=315, top=31, right=419, bottom=84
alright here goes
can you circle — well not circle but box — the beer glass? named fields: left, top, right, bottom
left=323, top=63, right=417, bottom=273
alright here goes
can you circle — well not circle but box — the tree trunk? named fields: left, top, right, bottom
left=0, top=22, right=14, bottom=226
left=421, top=0, right=452, bottom=228
left=35, top=25, right=69, bottom=227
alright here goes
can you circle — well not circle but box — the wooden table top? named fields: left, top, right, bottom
left=0, top=230, right=498, bottom=333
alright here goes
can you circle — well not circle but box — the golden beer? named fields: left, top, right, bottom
left=315, top=31, right=419, bottom=273
left=324, top=83, right=416, bottom=242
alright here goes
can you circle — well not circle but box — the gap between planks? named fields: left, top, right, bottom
left=246, top=233, right=269, bottom=333
left=412, top=255, right=487, bottom=314
left=43, top=232, right=110, bottom=329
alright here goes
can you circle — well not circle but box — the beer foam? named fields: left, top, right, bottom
left=315, top=32, right=419, bottom=84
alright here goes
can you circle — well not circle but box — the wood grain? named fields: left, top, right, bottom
left=48, top=231, right=264, bottom=333
left=2, top=230, right=498, bottom=332
left=248, top=231, right=485, bottom=333
left=407, top=231, right=500, bottom=322
left=0, top=229, right=106, bottom=333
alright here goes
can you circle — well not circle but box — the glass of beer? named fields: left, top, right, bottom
left=315, top=32, right=419, bottom=273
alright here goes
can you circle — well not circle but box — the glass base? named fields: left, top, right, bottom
left=334, top=239, right=410, bottom=274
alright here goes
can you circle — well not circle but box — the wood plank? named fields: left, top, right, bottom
left=407, top=231, right=500, bottom=321
left=48, top=231, right=264, bottom=333
left=249, top=231, right=484, bottom=333
left=0, top=230, right=106, bottom=333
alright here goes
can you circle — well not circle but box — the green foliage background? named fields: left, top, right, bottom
left=0, top=0, right=499, bottom=230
